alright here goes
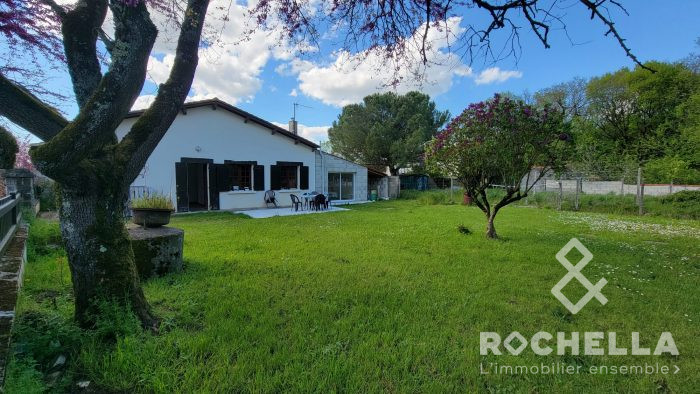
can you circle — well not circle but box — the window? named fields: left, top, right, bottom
left=271, top=163, right=308, bottom=190
left=228, top=164, right=253, bottom=190
left=328, top=173, right=354, bottom=200
left=279, top=165, right=298, bottom=189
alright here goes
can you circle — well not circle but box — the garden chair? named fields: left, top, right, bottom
left=313, top=194, right=327, bottom=211
left=290, top=194, right=303, bottom=211
left=264, top=190, right=278, bottom=207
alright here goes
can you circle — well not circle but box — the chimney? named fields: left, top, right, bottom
left=288, top=119, right=298, bottom=135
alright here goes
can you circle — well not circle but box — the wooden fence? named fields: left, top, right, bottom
left=0, top=193, right=21, bottom=255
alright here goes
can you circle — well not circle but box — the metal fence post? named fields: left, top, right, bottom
left=574, top=178, right=581, bottom=211
left=637, top=167, right=644, bottom=215
left=636, top=167, right=641, bottom=204
left=557, top=178, right=563, bottom=210
left=620, top=176, right=625, bottom=195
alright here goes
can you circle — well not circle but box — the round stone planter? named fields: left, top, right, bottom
left=128, top=225, right=184, bottom=280
left=132, top=208, right=173, bottom=227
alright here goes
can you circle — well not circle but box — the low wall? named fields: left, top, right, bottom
left=0, top=225, right=27, bottom=386
left=542, top=180, right=700, bottom=196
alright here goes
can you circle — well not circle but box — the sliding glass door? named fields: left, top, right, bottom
left=327, top=172, right=354, bottom=200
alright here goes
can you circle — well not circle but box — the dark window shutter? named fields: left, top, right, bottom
left=270, top=165, right=281, bottom=190
left=208, top=164, right=220, bottom=210
left=254, top=165, right=264, bottom=191
left=175, top=162, right=189, bottom=212
left=300, top=165, right=309, bottom=190
left=216, top=164, right=232, bottom=191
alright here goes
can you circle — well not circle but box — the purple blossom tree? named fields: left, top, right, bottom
left=425, top=95, right=571, bottom=238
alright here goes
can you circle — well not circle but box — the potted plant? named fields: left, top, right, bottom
left=131, top=193, right=174, bottom=227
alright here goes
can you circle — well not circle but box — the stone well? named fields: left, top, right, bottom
left=128, top=225, right=184, bottom=280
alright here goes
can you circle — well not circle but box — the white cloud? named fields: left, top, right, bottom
left=139, top=0, right=308, bottom=105
left=474, top=67, right=523, bottom=85
left=289, top=88, right=298, bottom=97
left=282, top=17, right=473, bottom=107
left=132, top=95, right=156, bottom=110
left=272, top=122, right=329, bottom=143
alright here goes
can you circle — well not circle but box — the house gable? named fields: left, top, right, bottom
left=123, top=98, right=319, bottom=150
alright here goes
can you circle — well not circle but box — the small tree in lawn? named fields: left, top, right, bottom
left=425, top=94, right=571, bottom=239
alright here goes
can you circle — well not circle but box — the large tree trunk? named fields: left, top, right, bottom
left=2, top=0, right=209, bottom=330
left=59, top=187, right=156, bottom=329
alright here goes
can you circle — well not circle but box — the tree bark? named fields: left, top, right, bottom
left=59, top=186, right=156, bottom=329
left=485, top=212, right=498, bottom=239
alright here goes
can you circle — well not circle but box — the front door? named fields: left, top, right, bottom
left=175, top=158, right=213, bottom=212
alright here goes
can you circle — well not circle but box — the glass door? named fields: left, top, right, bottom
left=340, top=173, right=354, bottom=200
left=328, top=173, right=354, bottom=200
left=328, top=173, right=340, bottom=200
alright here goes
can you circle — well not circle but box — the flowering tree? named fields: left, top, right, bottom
left=13, top=133, right=35, bottom=171
left=425, top=95, right=570, bottom=238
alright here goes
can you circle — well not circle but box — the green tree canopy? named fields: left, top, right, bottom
left=535, top=61, right=700, bottom=183
left=0, top=127, right=18, bottom=169
left=328, top=92, right=449, bottom=175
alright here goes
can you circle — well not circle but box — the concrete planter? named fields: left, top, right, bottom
left=132, top=208, right=173, bottom=227
left=128, top=225, right=183, bottom=279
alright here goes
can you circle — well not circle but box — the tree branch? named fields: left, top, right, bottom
left=578, top=0, right=654, bottom=72
left=31, top=0, right=158, bottom=183
left=119, top=0, right=211, bottom=185
left=40, top=0, right=67, bottom=19
left=0, top=73, right=68, bottom=141
left=61, top=0, right=109, bottom=107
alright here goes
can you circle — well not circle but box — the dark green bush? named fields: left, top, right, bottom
left=0, top=127, right=18, bottom=169
left=660, top=190, right=700, bottom=204
left=35, top=178, right=58, bottom=212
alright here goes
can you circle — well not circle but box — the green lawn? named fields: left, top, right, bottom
left=6, top=200, right=700, bottom=393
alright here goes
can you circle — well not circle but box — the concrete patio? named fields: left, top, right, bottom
left=233, top=206, right=349, bottom=219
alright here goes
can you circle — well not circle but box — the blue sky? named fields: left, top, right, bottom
left=9, top=1, right=700, bottom=143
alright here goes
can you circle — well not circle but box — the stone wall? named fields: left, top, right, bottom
left=0, top=225, right=27, bottom=385
left=541, top=179, right=700, bottom=196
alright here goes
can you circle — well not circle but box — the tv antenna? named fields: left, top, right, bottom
left=292, top=102, right=313, bottom=121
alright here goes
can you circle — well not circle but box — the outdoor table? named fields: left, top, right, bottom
left=301, top=193, right=317, bottom=210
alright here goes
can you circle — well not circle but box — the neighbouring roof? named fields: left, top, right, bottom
left=125, top=98, right=319, bottom=149
left=367, top=166, right=388, bottom=176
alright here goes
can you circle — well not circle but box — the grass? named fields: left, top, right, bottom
left=6, top=200, right=700, bottom=392
left=130, top=193, right=175, bottom=210
left=400, top=188, right=700, bottom=220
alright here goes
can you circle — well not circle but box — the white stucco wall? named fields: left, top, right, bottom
left=116, top=106, right=316, bottom=210
left=314, top=151, right=368, bottom=202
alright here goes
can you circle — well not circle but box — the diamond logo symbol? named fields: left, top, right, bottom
left=551, top=238, right=607, bottom=314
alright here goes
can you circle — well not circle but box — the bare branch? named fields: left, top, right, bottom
left=61, top=0, right=109, bottom=107
left=578, top=0, right=654, bottom=72
left=31, top=0, right=158, bottom=183
left=0, top=73, right=68, bottom=141
left=119, top=0, right=211, bottom=185
left=39, top=0, right=67, bottom=19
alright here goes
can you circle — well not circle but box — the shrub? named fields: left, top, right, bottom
left=0, top=127, right=18, bottom=169
left=398, top=189, right=458, bottom=205
left=660, top=190, right=700, bottom=204
left=131, top=193, right=174, bottom=210
left=35, top=178, right=58, bottom=211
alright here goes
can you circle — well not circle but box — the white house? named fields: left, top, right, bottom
left=116, top=98, right=372, bottom=212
